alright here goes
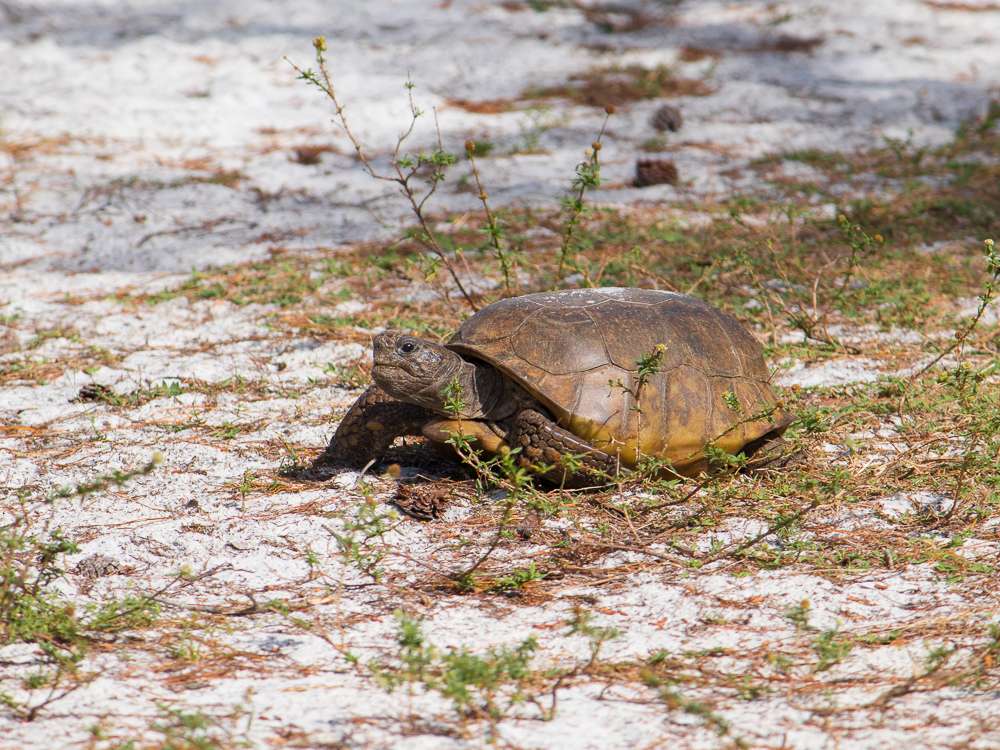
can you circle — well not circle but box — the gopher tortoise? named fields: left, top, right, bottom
left=313, top=288, right=791, bottom=484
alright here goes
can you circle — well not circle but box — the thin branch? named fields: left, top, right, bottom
left=285, top=41, right=479, bottom=311
left=557, top=109, right=613, bottom=280
left=466, top=139, right=515, bottom=297
left=910, top=238, right=998, bottom=380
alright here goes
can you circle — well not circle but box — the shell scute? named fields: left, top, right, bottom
left=453, top=296, right=538, bottom=344
left=512, top=306, right=610, bottom=374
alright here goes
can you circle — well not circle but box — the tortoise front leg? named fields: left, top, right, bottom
left=508, top=408, right=621, bottom=486
left=305, top=386, right=433, bottom=479
left=422, top=419, right=507, bottom=454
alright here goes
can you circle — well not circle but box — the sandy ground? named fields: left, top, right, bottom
left=2, top=1, right=999, bottom=748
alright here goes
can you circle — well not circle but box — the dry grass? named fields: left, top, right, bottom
left=524, top=64, right=713, bottom=108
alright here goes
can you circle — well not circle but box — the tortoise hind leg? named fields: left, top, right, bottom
left=302, top=385, right=432, bottom=479
left=507, top=408, right=621, bottom=486
left=740, top=432, right=803, bottom=474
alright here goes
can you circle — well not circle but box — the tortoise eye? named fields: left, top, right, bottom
left=399, top=340, right=417, bottom=354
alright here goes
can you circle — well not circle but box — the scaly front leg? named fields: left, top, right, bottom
left=305, top=386, right=433, bottom=478
left=508, top=408, right=622, bottom=486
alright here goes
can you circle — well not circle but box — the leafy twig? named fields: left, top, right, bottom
left=286, top=38, right=478, bottom=310
left=911, top=238, right=998, bottom=380
left=557, top=107, right=613, bottom=280
left=466, top=139, right=516, bottom=297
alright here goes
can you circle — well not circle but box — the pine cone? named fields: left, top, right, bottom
left=393, top=482, right=454, bottom=520
left=635, top=159, right=679, bottom=187
left=650, top=104, right=683, bottom=132
left=74, top=554, right=127, bottom=579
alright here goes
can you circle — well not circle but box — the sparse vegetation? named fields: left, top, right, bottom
left=371, top=612, right=541, bottom=724
left=1, top=458, right=163, bottom=720
left=20, top=71, right=992, bottom=738
left=3, top=5, right=1000, bottom=747
left=207, top=69, right=998, bottom=741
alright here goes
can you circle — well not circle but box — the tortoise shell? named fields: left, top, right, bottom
left=447, top=288, right=787, bottom=472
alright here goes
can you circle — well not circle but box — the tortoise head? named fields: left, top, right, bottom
left=371, top=331, right=465, bottom=413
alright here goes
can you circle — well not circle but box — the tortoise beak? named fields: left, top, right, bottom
left=372, top=331, right=424, bottom=377
left=372, top=331, right=401, bottom=365
left=372, top=331, right=400, bottom=354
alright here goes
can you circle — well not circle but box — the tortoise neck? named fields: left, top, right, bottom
left=443, top=358, right=509, bottom=420
left=402, top=349, right=506, bottom=420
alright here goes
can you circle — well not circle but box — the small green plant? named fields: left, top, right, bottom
left=289, top=38, right=613, bottom=307
left=288, top=38, right=479, bottom=309
left=213, top=422, right=242, bottom=440
left=567, top=607, right=620, bottom=671
left=78, top=380, right=184, bottom=408
left=85, top=596, right=161, bottom=633
left=512, top=105, right=561, bottom=153
left=704, top=443, right=748, bottom=472
left=784, top=599, right=812, bottom=630
left=152, top=707, right=222, bottom=750
left=372, top=612, right=540, bottom=723
left=635, top=343, right=666, bottom=391
left=323, top=362, right=368, bottom=389
left=490, top=562, right=545, bottom=593
left=660, top=689, right=733, bottom=737
left=722, top=390, right=741, bottom=413
left=277, top=439, right=305, bottom=476
left=834, top=213, right=883, bottom=302
left=441, top=376, right=467, bottom=418
left=330, top=498, right=401, bottom=583
left=1, top=458, right=163, bottom=646
left=137, top=702, right=252, bottom=750
left=465, top=139, right=518, bottom=296
left=813, top=628, right=853, bottom=672
left=170, top=637, right=204, bottom=663
left=557, top=111, right=612, bottom=279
